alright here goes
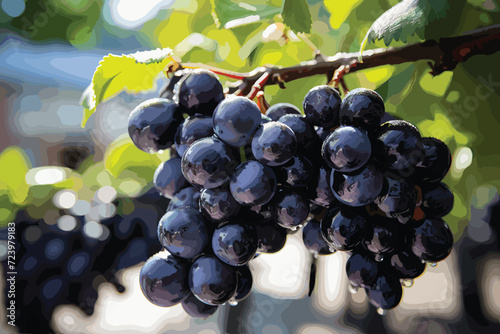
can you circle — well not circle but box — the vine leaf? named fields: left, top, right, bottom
left=281, top=0, right=313, bottom=34
left=210, top=0, right=282, bottom=29
left=360, top=0, right=449, bottom=54
left=80, top=48, right=174, bottom=127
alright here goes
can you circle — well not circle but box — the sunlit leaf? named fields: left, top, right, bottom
left=0, top=146, right=31, bottom=205
left=324, top=0, right=363, bottom=29
left=80, top=48, right=174, bottom=127
left=419, top=71, right=454, bottom=97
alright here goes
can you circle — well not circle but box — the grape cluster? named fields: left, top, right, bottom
left=131, top=70, right=454, bottom=316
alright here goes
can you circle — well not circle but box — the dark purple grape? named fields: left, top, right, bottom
left=321, top=207, right=371, bottom=251
left=346, top=253, right=379, bottom=288
left=139, top=253, right=191, bottom=307
left=128, top=98, right=183, bottom=153
left=213, top=96, right=262, bottom=147
left=303, top=85, right=341, bottom=128
left=365, top=274, right=403, bottom=310
left=303, top=218, right=335, bottom=255
left=181, top=137, right=237, bottom=189
left=44, top=237, right=67, bottom=263
left=307, top=164, right=338, bottom=208
left=174, top=114, right=214, bottom=156
left=230, top=161, right=277, bottom=206
left=421, top=183, right=454, bottom=218
left=387, top=248, right=426, bottom=279
left=181, top=293, right=219, bottom=319
left=265, top=103, right=301, bottom=121
left=251, top=121, right=297, bottom=166
left=200, top=187, right=241, bottom=223
left=233, top=265, right=253, bottom=302
left=339, top=88, right=385, bottom=131
left=322, top=126, right=371, bottom=173
left=189, top=255, right=238, bottom=305
left=154, top=158, right=189, bottom=199
left=272, top=190, right=309, bottom=229
left=364, top=218, right=402, bottom=256
left=66, top=251, right=90, bottom=277
left=157, top=208, right=210, bottom=259
left=330, top=164, right=384, bottom=207
left=178, top=69, right=224, bottom=116
left=277, top=114, right=318, bottom=154
left=414, top=137, right=452, bottom=183
left=212, top=222, right=257, bottom=266
left=374, top=174, right=417, bottom=224
left=411, top=218, right=453, bottom=262
left=253, top=220, right=288, bottom=253
left=166, top=186, right=201, bottom=211
left=280, top=155, right=314, bottom=188
left=377, top=120, right=424, bottom=173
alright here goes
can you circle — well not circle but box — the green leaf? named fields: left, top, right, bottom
left=281, top=0, right=313, bottom=34
left=210, top=0, right=282, bottom=29
left=0, top=146, right=31, bottom=205
left=104, top=135, right=163, bottom=180
left=80, top=48, right=175, bottom=127
left=360, top=0, right=449, bottom=53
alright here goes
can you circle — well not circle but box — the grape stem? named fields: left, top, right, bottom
left=179, top=24, right=500, bottom=96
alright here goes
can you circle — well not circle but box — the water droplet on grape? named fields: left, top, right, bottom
left=313, top=252, right=319, bottom=259
left=375, top=254, right=384, bottom=262
left=401, top=278, right=414, bottom=287
left=348, top=283, right=359, bottom=294
left=229, top=299, right=238, bottom=306
left=328, top=245, right=337, bottom=253
left=377, top=308, right=387, bottom=316
left=429, top=262, right=438, bottom=267
left=290, top=226, right=297, bottom=232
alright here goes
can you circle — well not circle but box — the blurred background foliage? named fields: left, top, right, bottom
left=1, top=0, right=499, bottom=241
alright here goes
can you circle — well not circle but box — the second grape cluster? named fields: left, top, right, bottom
left=130, top=69, right=454, bottom=318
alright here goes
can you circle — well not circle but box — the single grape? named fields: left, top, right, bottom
left=253, top=220, right=288, bottom=253
left=213, top=96, right=262, bottom=147
left=414, top=137, right=452, bottom=183
left=271, top=190, right=310, bottom=229
left=280, top=155, right=314, bottom=188
left=128, top=98, right=183, bottom=153
left=166, top=186, right=201, bottom=211
left=374, top=174, right=417, bottom=224
left=421, top=182, right=454, bottom=218
left=230, top=161, right=277, bottom=206
left=365, top=274, right=403, bottom=310
left=212, top=222, right=257, bottom=266
left=303, top=85, right=341, bottom=128
left=364, top=217, right=402, bottom=255
left=386, top=248, right=426, bottom=279
left=277, top=114, right=318, bottom=154
left=178, top=69, right=224, bottom=116
left=377, top=120, right=425, bottom=173
left=174, top=114, right=214, bottom=157
left=232, top=265, right=253, bottom=303
left=181, top=293, right=219, bottom=319
left=322, top=126, right=372, bottom=173
left=303, top=218, right=335, bottom=255
left=346, top=253, right=379, bottom=288
left=330, top=164, right=384, bottom=207
left=139, top=252, right=191, bottom=307
left=307, top=164, right=338, bottom=208
left=265, top=103, right=301, bottom=121
left=321, top=207, right=371, bottom=251
left=181, top=137, right=237, bottom=189
left=66, top=251, right=91, bottom=277
left=157, top=208, right=210, bottom=259
left=251, top=121, right=297, bottom=166
left=411, top=218, right=453, bottom=262
left=200, top=187, right=241, bottom=223
left=339, top=88, right=385, bottom=131
left=154, top=158, right=189, bottom=199
left=189, top=255, right=238, bottom=305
